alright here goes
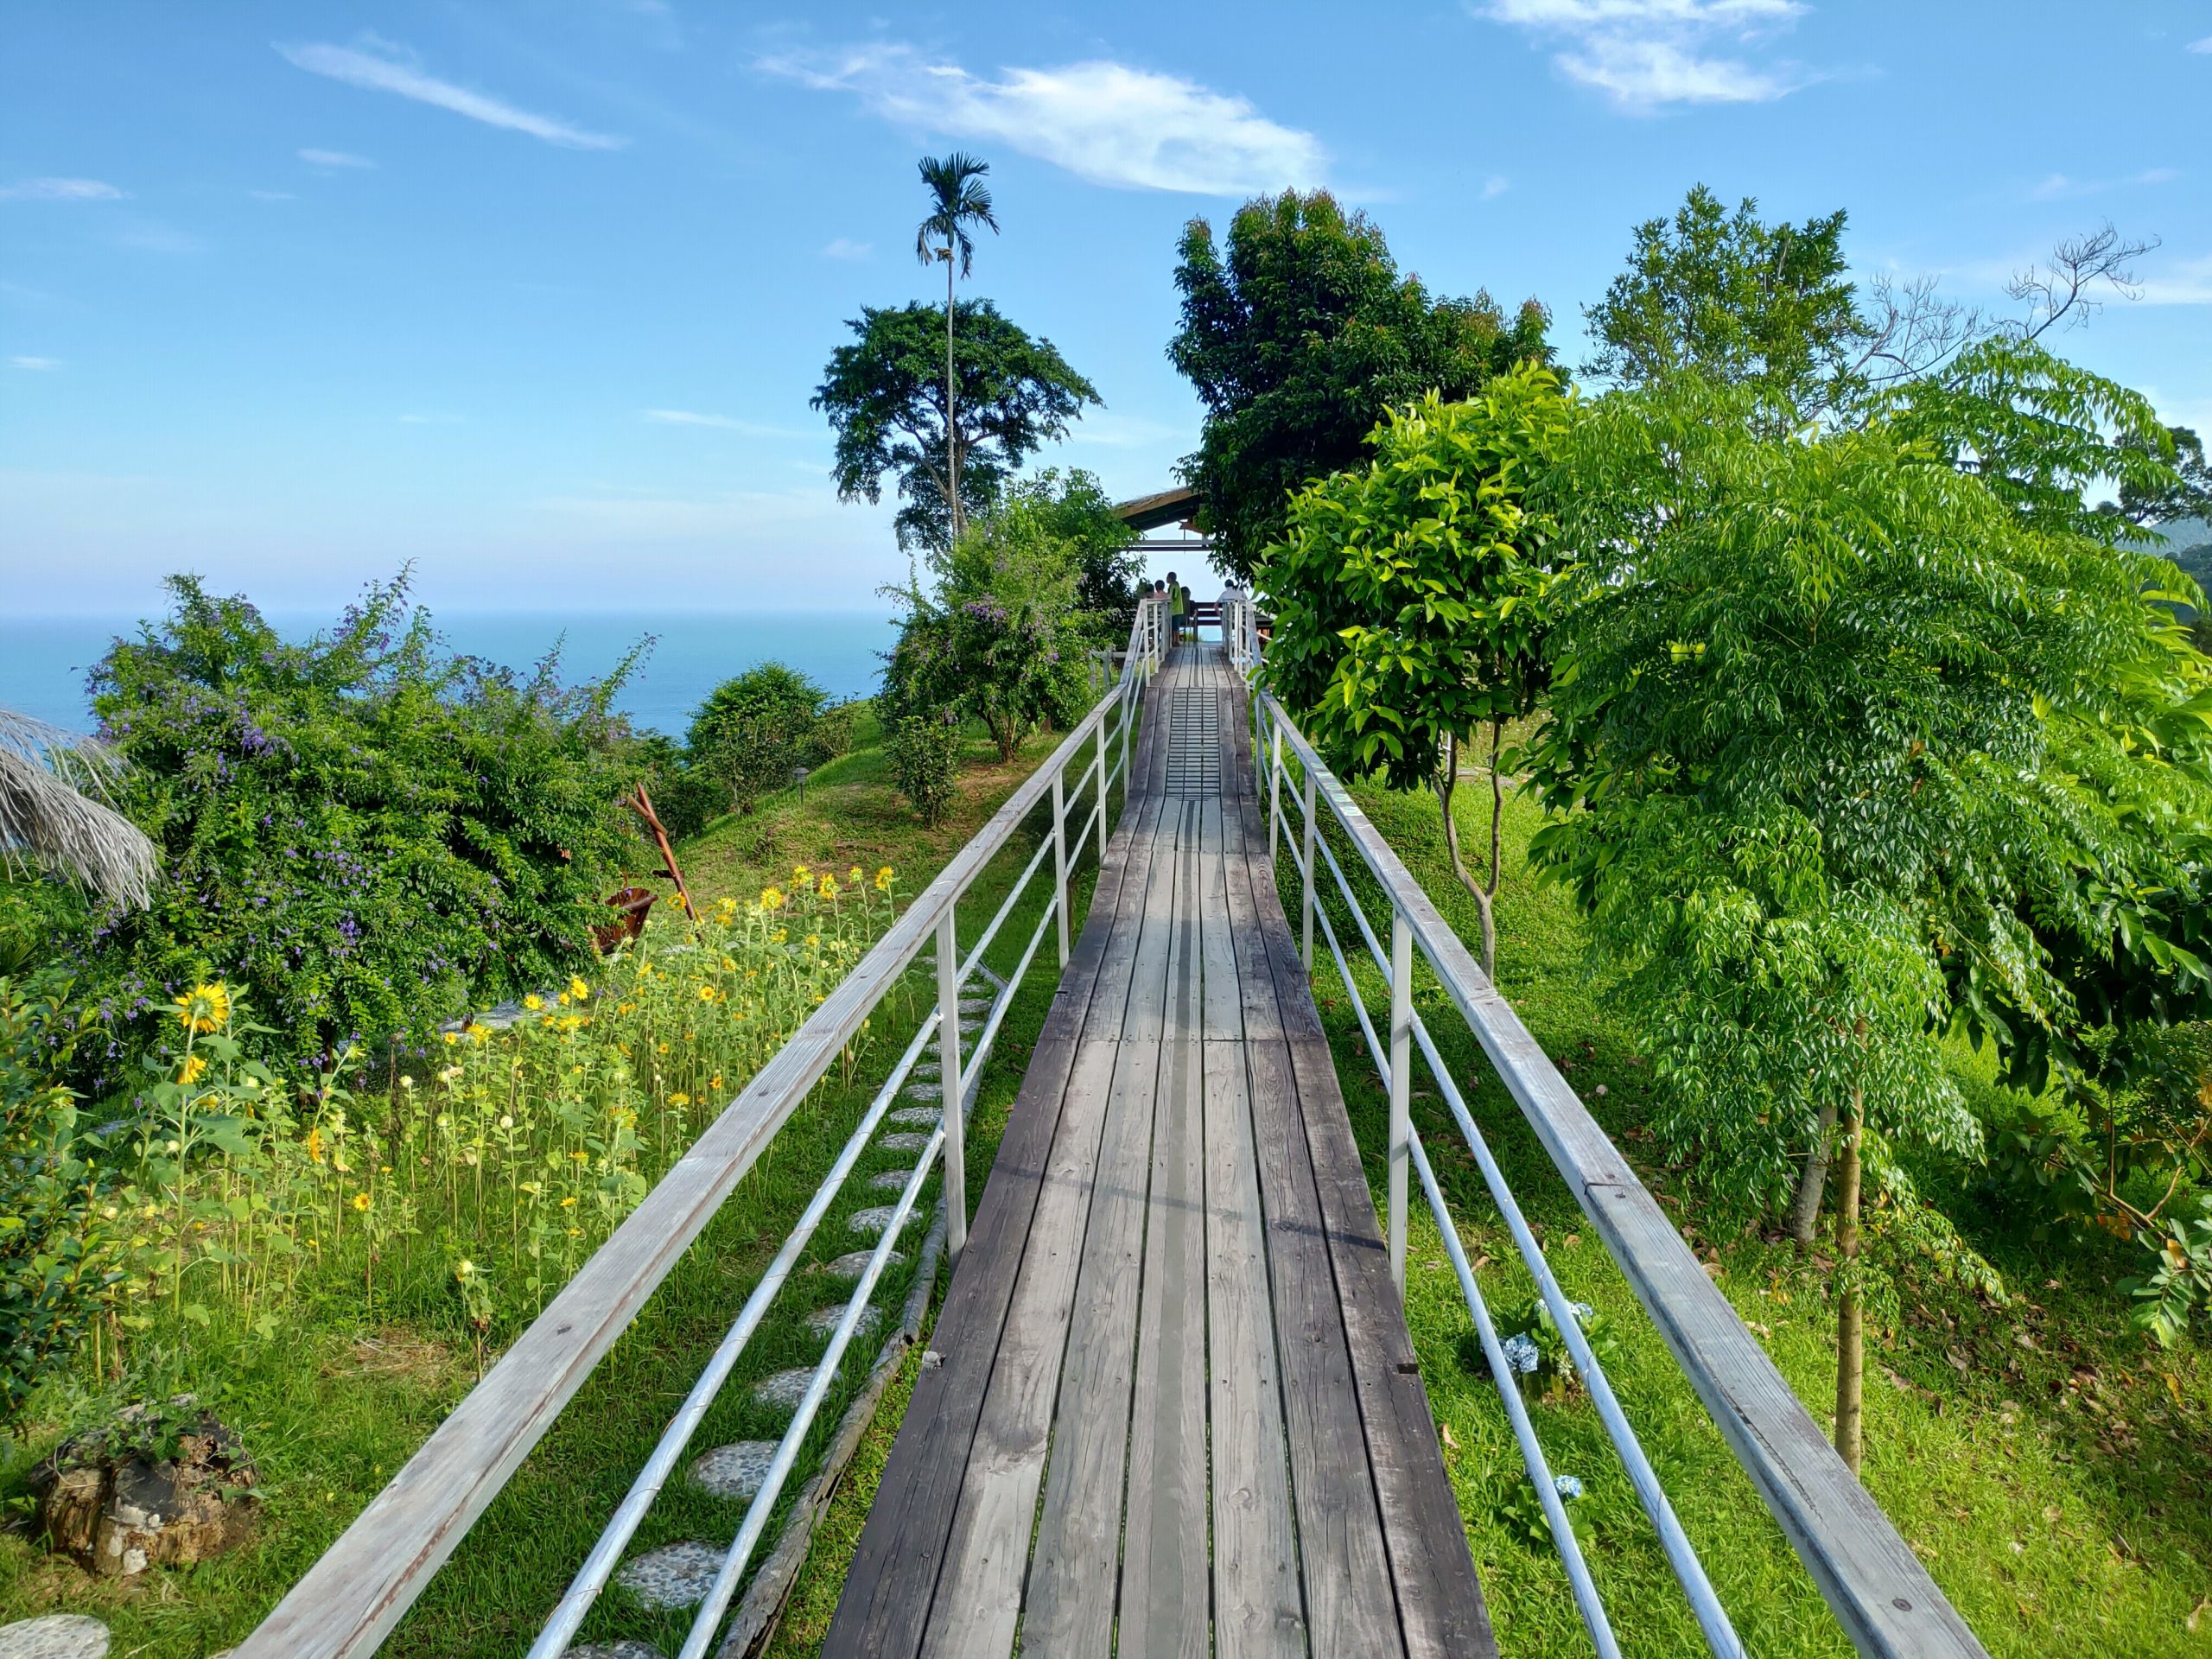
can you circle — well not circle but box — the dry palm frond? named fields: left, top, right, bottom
left=0, top=706, right=158, bottom=911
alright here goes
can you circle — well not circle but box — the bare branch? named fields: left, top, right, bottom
left=2007, top=220, right=2160, bottom=340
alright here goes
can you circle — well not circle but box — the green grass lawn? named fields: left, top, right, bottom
left=0, top=708, right=1116, bottom=1657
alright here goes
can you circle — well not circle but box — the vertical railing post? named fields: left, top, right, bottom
left=1268, top=712, right=1284, bottom=868
left=1300, top=767, right=1319, bottom=972
left=1101, top=694, right=1116, bottom=840
left=937, top=906, right=966, bottom=1265
left=1051, top=767, right=1070, bottom=969
left=1388, top=904, right=1413, bottom=1300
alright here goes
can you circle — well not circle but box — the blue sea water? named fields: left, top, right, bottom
left=0, top=610, right=898, bottom=737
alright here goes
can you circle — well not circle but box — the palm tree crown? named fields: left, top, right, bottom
left=913, top=151, right=997, bottom=276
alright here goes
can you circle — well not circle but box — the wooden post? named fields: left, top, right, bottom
left=1388, top=906, right=1414, bottom=1300
left=1051, top=769, right=1070, bottom=968
left=1300, top=768, right=1319, bottom=972
left=938, top=907, right=965, bottom=1264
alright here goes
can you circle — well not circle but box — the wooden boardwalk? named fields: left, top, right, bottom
left=824, top=647, right=1493, bottom=1659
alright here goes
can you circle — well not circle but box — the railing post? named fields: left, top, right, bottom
left=1102, top=694, right=1116, bottom=836
left=1388, top=904, right=1413, bottom=1300
left=1300, top=766, right=1319, bottom=972
left=937, top=906, right=966, bottom=1265
left=1051, top=768, right=1070, bottom=968
left=1268, top=712, right=1284, bottom=868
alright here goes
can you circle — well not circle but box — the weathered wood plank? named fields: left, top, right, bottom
left=1203, top=1039, right=1307, bottom=1659
left=1198, top=795, right=1243, bottom=1039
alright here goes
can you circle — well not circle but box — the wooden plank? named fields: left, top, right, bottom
left=1019, top=1036, right=1164, bottom=1649
left=1117, top=1035, right=1210, bottom=1659
left=1243, top=1036, right=1404, bottom=1658
left=912, top=1039, right=1124, bottom=1659
left=1198, top=795, right=1243, bottom=1039
left=1121, top=801, right=1187, bottom=1044
left=1258, top=695, right=1989, bottom=1659
left=1203, top=1039, right=1306, bottom=1659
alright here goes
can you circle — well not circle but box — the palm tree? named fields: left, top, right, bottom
left=0, top=707, right=156, bottom=912
left=914, top=151, right=999, bottom=542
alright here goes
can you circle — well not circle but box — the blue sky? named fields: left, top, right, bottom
left=4, top=1, right=2209, bottom=616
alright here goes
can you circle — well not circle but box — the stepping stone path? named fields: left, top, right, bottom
left=819, top=1248, right=902, bottom=1278
left=690, top=1440, right=778, bottom=1502
left=959, top=996, right=993, bottom=1015
left=806, top=1303, right=882, bottom=1339
left=870, top=1166, right=918, bottom=1192
left=753, top=1366, right=820, bottom=1410
left=565, top=1643, right=664, bottom=1659
left=848, top=1205, right=918, bottom=1238
left=0, top=1616, right=109, bottom=1659
left=901, top=1081, right=944, bottom=1102
left=877, top=1131, right=931, bottom=1153
left=888, top=1107, right=941, bottom=1128
left=617, top=1540, right=722, bottom=1611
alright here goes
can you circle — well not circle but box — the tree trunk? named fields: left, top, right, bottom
left=1834, top=1087, right=1865, bottom=1477
left=1436, top=731, right=1498, bottom=981
left=944, top=247, right=960, bottom=541
left=1787, top=1097, right=1840, bottom=1247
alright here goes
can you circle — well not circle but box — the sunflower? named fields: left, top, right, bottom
left=817, top=874, right=837, bottom=899
left=352, top=1192, right=372, bottom=1212
left=178, top=1053, right=209, bottom=1086
left=874, top=866, right=894, bottom=892
left=173, top=982, right=233, bottom=1034
left=760, top=886, right=785, bottom=912
left=569, top=976, right=591, bottom=1001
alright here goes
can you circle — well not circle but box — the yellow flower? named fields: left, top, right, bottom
left=473, top=1026, right=492, bottom=1046
left=760, top=886, right=785, bottom=912
left=178, top=1053, right=208, bottom=1086
left=304, top=1127, right=325, bottom=1164
left=668, top=1092, right=692, bottom=1108
left=849, top=865, right=863, bottom=884
left=818, top=874, right=837, bottom=899
left=173, top=982, right=233, bottom=1034
left=874, top=866, right=893, bottom=892
left=696, top=984, right=718, bottom=1004
left=442, top=1031, right=459, bottom=1046
left=524, top=994, right=544, bottom=1012
left=569, top=975, right=591, bottom=1001
left=709, top=1074, right=723, bottom=1090
left=717, top=895, right=738, bottom=915
left=720, top=957, right=736, bottom=972
left=805, top=934, right=821, bottom=950
left=353, top=1192, right=372, bottom=1212
left=561, top=1196, right=577, bottom=1208
left=793, top=864, right=810, bottom=880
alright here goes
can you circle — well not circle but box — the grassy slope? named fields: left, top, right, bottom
left=0, top=711, right=1096, bottom=1657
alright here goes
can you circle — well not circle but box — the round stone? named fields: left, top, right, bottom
left=565, top=1643, right=665, bottom=1659
left=806, top=1303, right=882, bottom=1340
left=689, top=1440, right=778, bottom=1502
left=616, top=1539, right=722, bottom=1611
left=0, top=1617, right=109, bottom=1659
left=819, top=1248, right=902, bottom=1278
left=901, top=1081, right=943, bottom=1102
left=869, top=1167, right=918, bottom=1192
left=848, top=1205, right=917, bottom=1238
left=887, top=1107, right=940, bottom=1128
left=877, top=1132, right=931, bottom=1154
left=958, top=996, right=992, bottom=1015
left=752, top=1366, right=819, bottom=1409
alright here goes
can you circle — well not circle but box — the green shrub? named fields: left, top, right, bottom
left=887, top=714, right=963, bottom=826
left=687, top=664, right=840, bottom=815
left=73, top=575, right=641, bottom=1083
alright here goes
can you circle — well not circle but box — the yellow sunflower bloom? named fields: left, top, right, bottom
left=178, top=1053, right=208, bottom=1085
left=817, top=874, right=837, bottom=899
left=173, top=982, right=232, bottom=1034
left=760, top=887, right=785, bottom=912
left=569, top=975, right=590, bottom=1001
left=696, top=984, right=718, bottom=1004
left=524, top=994, right=544, bottom=1012
left=874, top=866, right=893, bottom=892
left=353, top=1192, right=372, bottom=1212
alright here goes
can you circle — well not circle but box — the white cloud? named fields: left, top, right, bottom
left=2136, top=253, right=2212, bottom=306
left=2028, top=167, right=2178, bottom=201
left=2190, top=35, right=2212, bottom=54
left=9, top=356, right=60, bottom=370
left=643, top=409, right=808, bottom=437
left=762, top=45, right=1324, bottom=194
left=1478, top=0, right=1815, bottom=107
left=299, top=148, right=376, bottom=169
left=117, top=223, right=206, bottom=255
left=1065, top=411, right=1186, bottom=448
left=1481, top=175, right=1510, bottom=199
left=821, top=237, right=873, bottom=260
left=276, top=40, right=626, bottom=149
left=0, top=177, right=127, bottom=202
left=251, top=189, right=297, bottom=201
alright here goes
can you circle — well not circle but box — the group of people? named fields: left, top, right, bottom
left=1150, top=572, right=1193, bottom=644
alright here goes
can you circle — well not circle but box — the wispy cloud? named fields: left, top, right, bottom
left=2190, top=35, right=2212, bottom=54
left=642, top=409, right=807, bottom=437
left=2027, top=167, right=2177, bottom=201
left=0, top=177, right=128, bottom=202
left=821, top=237, right=873, bottom=260
left=1477, top=0, right=1816, bottom=108
left=299, top=147, right=376, bottom=169
left=1481, top=175, right=1510, bottom=199
left=251, top=190, right=297, bottom=201
left=9, top=356, right=60, bottom=371
left=2136, top=253, right=2212, bottom=306
left=276, top=39, right=626, bottom=149
left=117, top=223, right=206, bottom=255
left=1065, top=411, right=1186, bottom=448
left=761, top=45, right=1324, bottom=194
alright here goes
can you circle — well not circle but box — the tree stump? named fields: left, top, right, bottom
left=30, top=1404, right=258, bottom=1578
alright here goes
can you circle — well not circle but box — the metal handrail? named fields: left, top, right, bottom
left=238, top=594, right=1172, bottom=1659
left=1247, top=685, right=1989, bottom=1659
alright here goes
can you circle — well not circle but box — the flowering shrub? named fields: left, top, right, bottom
left=72, top=574, right=641, bottom=1083
left=1464, top=1295, right=1619, bottom=1406
left=887, top=714, right=963, bottom=827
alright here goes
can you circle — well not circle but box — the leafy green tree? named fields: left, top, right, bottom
left=1168, top=189, right=1549, bottom=581
left=914, top=152, right=1001, bottom=542
left=815, top=300, right=1099, bottom=551
left=997, top=468, right=1145, bottom=639
left=1259, top=368, right=1572, bottom=976
left=1527, top=376, right=2212, bottom=1471
left=684, top=663, right=836, bottom=817
left=2111, top=425, right=2212, bottom=528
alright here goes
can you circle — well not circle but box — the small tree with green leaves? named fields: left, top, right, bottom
left=1259, top=366, right=1572, bottom=978
left=1528, top=375, right=2211, bottom=1471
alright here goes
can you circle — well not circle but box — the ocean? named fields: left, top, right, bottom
left=0, top=610, right=899, bottom=738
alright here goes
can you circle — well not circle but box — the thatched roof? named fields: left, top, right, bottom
left=0, top=707, right=157, bottom=911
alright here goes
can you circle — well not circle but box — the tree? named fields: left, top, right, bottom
left=815, top=300, right=1099, bottom=551
left=1168, top=189, right=1550, bottom=581
left=1527, top=375, right=2211, bottom=1471
left=997, top=468, right=1146, bottom=640
left=1259, top=369, right=1572, bottom=977
left=2110, top=425, right=2212, bottom=528
left=915, top=152, right=1001, bottom=543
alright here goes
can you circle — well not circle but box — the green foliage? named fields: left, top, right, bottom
left=1584, top=183, right=1866, bottom=425
left=2124, top=1205, right=2212, bottom=1346
left=814, top=299, right=1100, bottom=551
left=1001, top=468, right=1146, bottom=639
left=687, top=663, right=839, bottom=817
left=885, top=713, right=963, bottom=827
left=2110, top=424, right=2212, bottom=528
left=1168, top=188, right=1550, bottom=580
left=74, top=575, right=642, bottom=1082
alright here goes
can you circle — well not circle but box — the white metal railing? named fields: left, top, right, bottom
left=1220, top=587, right=1260, bottom=677
left=238, top=595, right=1173, bottom=1659
left=1244, top=682, right=1989, bottom=1659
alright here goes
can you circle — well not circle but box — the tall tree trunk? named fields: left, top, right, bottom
left=1436, top=730, right=1499, bottom=981
left=944, top=247, right=960, bottom=541
left=1834, top=1085, right=1865, bottom=1477
left=1787, top=1097, right=1840, bottom=1247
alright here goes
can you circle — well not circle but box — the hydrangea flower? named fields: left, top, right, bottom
left=1570, top=1301, right=1594, bottom=1323
left=1499, top=1332, right=1541, bottom=1375
left=1553, top=1473, right=1584, bottom=1500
